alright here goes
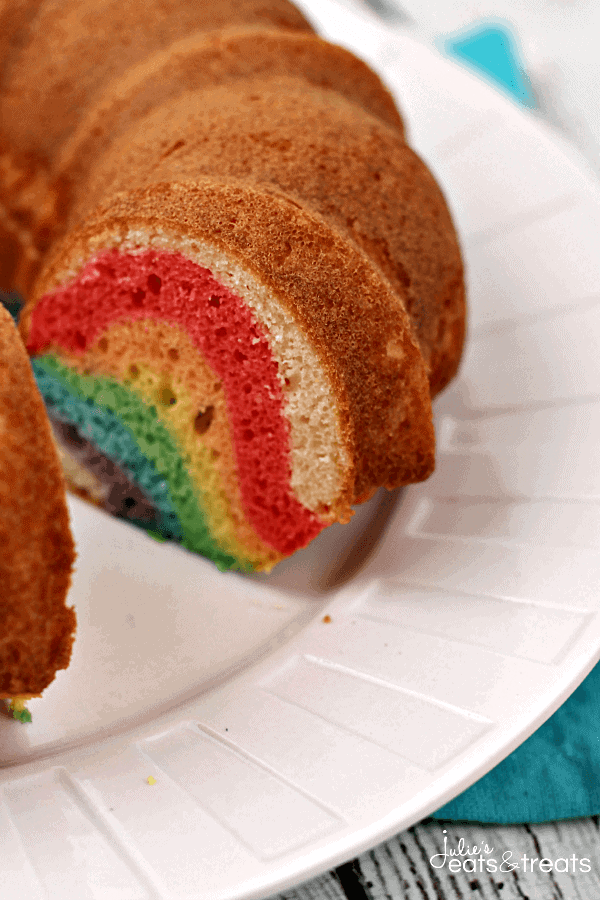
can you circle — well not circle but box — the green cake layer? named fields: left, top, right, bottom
left=32, top=353, right=248, bottom=570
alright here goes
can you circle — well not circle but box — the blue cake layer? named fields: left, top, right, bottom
left=32, top=354, right=241, bottom=570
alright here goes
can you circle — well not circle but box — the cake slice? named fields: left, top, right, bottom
left=0, top=301, right=76, bottom=711
left=20, top=77, right=464, bottom=572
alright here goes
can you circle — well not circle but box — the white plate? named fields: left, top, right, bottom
left=3, top=2, right=600, bottom=897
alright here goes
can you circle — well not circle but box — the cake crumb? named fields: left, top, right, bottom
left=147, top=775, right=156, bottom=785
left=322, top=614, right=332, bottom=623
left=6, top=698, right=32, bottom=723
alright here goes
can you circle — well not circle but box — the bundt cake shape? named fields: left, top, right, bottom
left=21, top=74, right=465, bottom=572
left=2, top=0, right=465, bottom=574
left=0, top=302, right=76, bottom=709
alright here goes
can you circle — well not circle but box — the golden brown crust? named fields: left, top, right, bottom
left=1, top=0, right=313, bottom=159
left=55, top=26, right=403, bottom=215
left=0, top=0, right=46, bottom=86
left=0, top=216, right=22, bottom=291
left=0, top=0, right=314, bottom=293
left=0, top=0, right=48, bottom=292
left=65, top=77, right=464, bottom=397
left=0, top=302, right=76, bottom=698
left=27, top=178, right=436, bottom=503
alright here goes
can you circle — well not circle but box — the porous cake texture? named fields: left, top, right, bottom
left=28, top=244, right=336, bottom=571
left=2, top=0, right=465, bottom=575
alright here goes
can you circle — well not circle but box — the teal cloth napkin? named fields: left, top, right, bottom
left=443, top=23, right=536, bottom=109
left=432, top=660, right=600, bottom=823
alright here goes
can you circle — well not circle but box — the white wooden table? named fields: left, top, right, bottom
left=275, top=819, right=600, bottom=900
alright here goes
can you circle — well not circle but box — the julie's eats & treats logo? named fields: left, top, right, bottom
left=429, top=830, right=591, bottom=874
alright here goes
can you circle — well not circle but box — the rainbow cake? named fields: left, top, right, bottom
left=1, top=0, right=466, bottom=574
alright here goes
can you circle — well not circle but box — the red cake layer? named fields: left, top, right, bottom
left=28, top=248, right=324, bottom=554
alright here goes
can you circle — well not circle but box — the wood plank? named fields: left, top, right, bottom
left=273, top=819, right=600, bottom=900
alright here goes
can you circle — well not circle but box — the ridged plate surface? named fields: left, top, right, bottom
left=2, top=0, right=600, bottom=897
